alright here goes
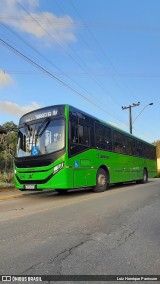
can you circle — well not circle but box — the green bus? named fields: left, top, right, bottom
left=14, top=104, right=157, bottom=193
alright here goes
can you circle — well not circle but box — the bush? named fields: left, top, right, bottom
left=0, top=172, right=14, bottom=184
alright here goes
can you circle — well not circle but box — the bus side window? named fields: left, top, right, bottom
left=136, top=141, right=143, bottom=157
left=95, top=123, right=112, bottom=150
left=113, top=131, right=126, bottom=154
left=144, top=144, right=155, bottom=159
left=151, top=147, right=156, bottom=159
left=70, top=120, right=89, bottom=146
left=70, top=121, right=78, bottom=144
left=125, top=136, right=135, bottom=156
left=78, top=124, right=90, bottom=146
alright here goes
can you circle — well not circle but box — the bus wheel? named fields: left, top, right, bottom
left=142, top=168, right=148, bottom=184
left=93, top=168, right=109, bottom=193
left=137, top=168, right=148, bottom=184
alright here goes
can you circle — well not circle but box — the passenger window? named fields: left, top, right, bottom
left=95, top=123, right=112, bottom=150
left=113, top=131, right=126, bottom=154
left=125, top=137, right=135, bottom=155
left=136, top=141, right=144, bottom=157
left=70, top=120, right=89, bottom=146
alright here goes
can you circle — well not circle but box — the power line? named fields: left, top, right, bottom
left=16, top=0, right=127, bottom=119
left=1, top=16, right=160, bottom=33
left=0, top=22, right=128, bottom=127
left=0, top=22, right=98, bottom=94
left=0, top=22, right=114, bottom=115
left=0, top=38, right=91, bottom=99
left=16, top=1, right=121, bottom=113
left=5, top=70, right=160, bottom=78
left=68, top=0, right=134, bottom=103
left=33, top=1, right=119, bottom=107
left=0, top=37, right=128, bottom=127
left=54, top=0, right=122, bottom=108
left=1, top=1, right=128, bottom=126
left=16, top=1, right=91, bottom=76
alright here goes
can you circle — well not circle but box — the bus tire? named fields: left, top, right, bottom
left=136, top=168, right=148, bottom=184
left=141, top=168, right=148, bottom=184
left=93, top=168, right=109, bottom=193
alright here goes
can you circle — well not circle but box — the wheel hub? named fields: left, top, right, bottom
left=98, top=174, right=106, bottom=187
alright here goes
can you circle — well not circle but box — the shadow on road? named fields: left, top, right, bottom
left=19, top=179, right=154, bottom=200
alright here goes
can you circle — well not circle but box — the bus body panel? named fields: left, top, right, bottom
left=15, top=148, right=157, bottom=190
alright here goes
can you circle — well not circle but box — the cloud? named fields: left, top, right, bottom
left=109, top=121, right=128, bottom=131
left=0, top=71, right=13, bottom=88
left=0, top=101, right=41, bottom=117
left=0, top=0, right=76, bottom=46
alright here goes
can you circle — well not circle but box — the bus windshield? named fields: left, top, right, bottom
left=16, top=119, right=65, bottom=157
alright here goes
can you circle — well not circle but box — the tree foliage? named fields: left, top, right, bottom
left=153, top=140, right=160, bottom=158
left=0, top=121, right=18, bottom=173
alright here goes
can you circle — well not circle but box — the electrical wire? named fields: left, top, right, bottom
left=18, top=0, right=115, bottom=106
left=0, top=37, right=128, bottom=127
left=54, top=0, right=122, bottom=107
left=0, top=22, right=121, bottom=118
left=4, top=70, right=160, bottom=78
left=15, top=1, right=127, bottom=119
left=68, top=0, right=135, bottom=99
left=1, top=15, right=160, bottom=33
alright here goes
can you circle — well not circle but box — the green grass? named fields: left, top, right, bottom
left=0, top=173, right=14, bottom=189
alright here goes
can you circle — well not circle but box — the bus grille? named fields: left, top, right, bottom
left=15, top=159, right=52, bottom=168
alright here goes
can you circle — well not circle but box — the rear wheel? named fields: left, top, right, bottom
left=141, top=168, right=148, bottom=184
left=93, top=168, right=109, bottom=193
left=136, top=168, right=148, bottom=184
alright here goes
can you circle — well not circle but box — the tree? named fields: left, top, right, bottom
left=0, top=125, right=6, bottom=134
left=0, top=121, right=18, bottom=173
left=2, top=121, right=18, bottom=132
left=153, top=140, right=160, bottom=158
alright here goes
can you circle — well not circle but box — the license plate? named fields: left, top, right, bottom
left=25, top=184, right=35, bottom=190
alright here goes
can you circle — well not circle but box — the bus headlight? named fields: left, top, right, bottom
left=53, top=162, right=64, bottom=174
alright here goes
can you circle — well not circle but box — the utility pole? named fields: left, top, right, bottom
left=122, top=102, right=140, bottom=134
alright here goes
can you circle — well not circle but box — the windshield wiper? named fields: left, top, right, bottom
left=24, top=122, right=32, bottom=133
left=35, top=117, right=51, bottom=144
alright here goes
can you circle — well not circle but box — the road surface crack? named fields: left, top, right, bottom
left=48, top=237, right=91, bottom=275
left=117, top=229, right=135, bottom=247
left=21, top=262, right=43, bottom=274
left=50, top=239, right=90, bottom=264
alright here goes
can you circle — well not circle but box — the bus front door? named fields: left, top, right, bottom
left=73, top=159, right=92, bottom=188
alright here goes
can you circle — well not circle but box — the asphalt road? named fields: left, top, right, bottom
left=0, top=179, right=160, bottom=283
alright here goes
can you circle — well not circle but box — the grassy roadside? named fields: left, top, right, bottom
left=0, top=183, right=15, bottom=190
left=0, top=173, right=15, bottom=190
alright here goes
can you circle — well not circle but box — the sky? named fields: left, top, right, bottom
left=0, top=0, right=160, bottom=143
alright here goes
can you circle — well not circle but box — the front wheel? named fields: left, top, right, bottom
left=93, top=168, right=109, bottom=193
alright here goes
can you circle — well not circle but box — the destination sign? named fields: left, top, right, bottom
left=19, top=105, right=65, bottom=125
